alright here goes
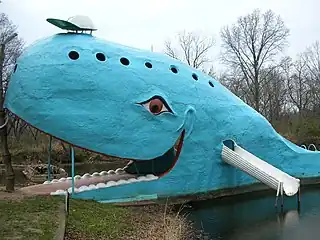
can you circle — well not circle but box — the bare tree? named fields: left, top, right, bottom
left=219, top=66, right=249, bottom=100
left=259, top=66, right=288, bottom=122
left=220, top=9, right=290, bottom=112
left=302, top=41, right=320, bottom=111
left=282, top=54, right=312, bottom=119
left=164, top=30, right=215, bottom=71
left=0, top=13, right=24, bottom=191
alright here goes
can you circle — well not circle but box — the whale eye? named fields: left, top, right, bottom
left=138, top=96, right=173, bottom=115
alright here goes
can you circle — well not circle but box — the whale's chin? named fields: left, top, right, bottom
left=9, top=105, right=186, bottom=196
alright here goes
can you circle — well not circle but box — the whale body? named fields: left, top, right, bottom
left=4, top=32, right=320, bottom=202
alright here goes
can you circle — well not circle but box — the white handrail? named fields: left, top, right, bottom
left=308, top=144, right=317, bottom=151
left=221, top=140, right=300, bottom=197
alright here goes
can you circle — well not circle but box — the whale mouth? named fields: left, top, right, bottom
left=123, top=130, right=185, bottom=177
left=15, top=114, right=185, bottom=197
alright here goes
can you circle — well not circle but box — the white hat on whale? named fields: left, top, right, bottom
left=46, top=15, right=97, bottom=32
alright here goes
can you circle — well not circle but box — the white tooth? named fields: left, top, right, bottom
left=43, top=181, right=51, bottom=184
left=51, top=179, right=59, bottom=183
left=82, top=173, right=91, bottom=178
left=106, top=181, right=118, bottom=187
left=117, top=179, right=128, bottom=185
left=50, top=189, right=66, bottom=196
left=75, top=175, right=81, bottom=180
left=145, top=174, right=158, bottom=180
left=96, top=183, right=107, bottom=188
left=107, top=170, right=115, bottom=174
left=88, top=184, right=97, bottom=190
left=67, top=177, right=72, bottom=180
left=58, top=178, right=67, bottom=182
left=127, top=178, right=138, bottom=183
left=67, top=187, right=79, bottom=193
left=100, top=171, right=108, bottom=175
left=78, top=185, right=89, bottom=192
left=115, top=168, right=125, bottom=174
left=92, top=172, right=100, bottom=177
left=137, top=176, right=148, bottom=181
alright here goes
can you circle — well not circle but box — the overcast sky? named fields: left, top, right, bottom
left=2, top=0, right=320, bottom=71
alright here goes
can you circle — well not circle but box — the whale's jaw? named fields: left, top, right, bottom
left=18, top=130, right=185, bottom=196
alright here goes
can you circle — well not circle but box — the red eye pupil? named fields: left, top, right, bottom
left=149, top=99, right=163, bottom=114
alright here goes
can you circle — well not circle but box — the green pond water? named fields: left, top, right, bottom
left=186, top=186, right=320, bottom=240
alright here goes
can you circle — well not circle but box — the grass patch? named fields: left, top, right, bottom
left=0, top=191, right=194, bottom=240
left=65, top=199, right=195, bottom=240
left=0, top=195, right=63, bottom=240
left=65, top=199, right=135, bottom=240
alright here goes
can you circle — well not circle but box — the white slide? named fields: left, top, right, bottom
left=221, top=140, right=300, bottom=197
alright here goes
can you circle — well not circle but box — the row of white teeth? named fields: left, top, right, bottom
left=43, top=168, right=128, bottom=184
left=48, top=168, right=158, bottom=196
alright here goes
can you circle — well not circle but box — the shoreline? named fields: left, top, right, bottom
left=2, top=176, right=320, bottom=239
left=116, top=176, right=320, bottom=207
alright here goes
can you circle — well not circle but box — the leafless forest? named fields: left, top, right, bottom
left=164, top=9, right=320, bottom=145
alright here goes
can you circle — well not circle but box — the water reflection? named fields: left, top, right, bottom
left=186, top=186, right=320, bottom=240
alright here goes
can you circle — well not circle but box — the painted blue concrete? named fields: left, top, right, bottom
left=4, top=32, right=320, bottom=202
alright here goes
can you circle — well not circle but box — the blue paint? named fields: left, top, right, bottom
left=47, top=135, right=52, bottom=181
left=4, top=32, right=320, bottom=203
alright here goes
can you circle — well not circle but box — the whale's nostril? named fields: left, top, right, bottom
left=192, top=73, right=198, bottom=81
left=68, top=51, right=79, bottom=60
left=120, top=57, right=130, bottom=66
left=14, top=64, right=17, bottom=73
left=209, top=81, right=214, bottom=87
left=170, top=65, right=178, bottom=74
left=145, top=62, right=152, bottom=68
left=96, top=53, right=106, bottom=61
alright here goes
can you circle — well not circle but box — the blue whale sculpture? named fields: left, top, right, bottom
left=4, top=32, right=320, bottom=203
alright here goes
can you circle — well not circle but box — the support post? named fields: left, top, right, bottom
left=71, top=146, right=75, bottom=195
left=275, top=182, right=280, bottom=208
left=297, top=187, right=301, bottom=210
left=281, top=182, right=284, bottom=210
left=47, top=136, right=52, bottom=181
left=65, top=191, right=70, bottom=214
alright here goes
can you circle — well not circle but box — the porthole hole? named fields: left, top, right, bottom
left=96, top=53, right=106, bottom=61
left=68, top=51, right=79, bottom=60
left=120, top=57, right=130, bottom=66
left=192, top=73, right=198, bottom=81
left=209, top=81, right=214, bottom=87
left=170, top=65, right=178, bottom=74
left=145, top=62, right=152, bottom=68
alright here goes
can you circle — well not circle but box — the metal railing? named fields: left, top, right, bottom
left=300, top=144, right=318, bottom=151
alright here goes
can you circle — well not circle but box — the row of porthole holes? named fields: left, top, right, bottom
left=68, top=50, right=214, bottom=87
